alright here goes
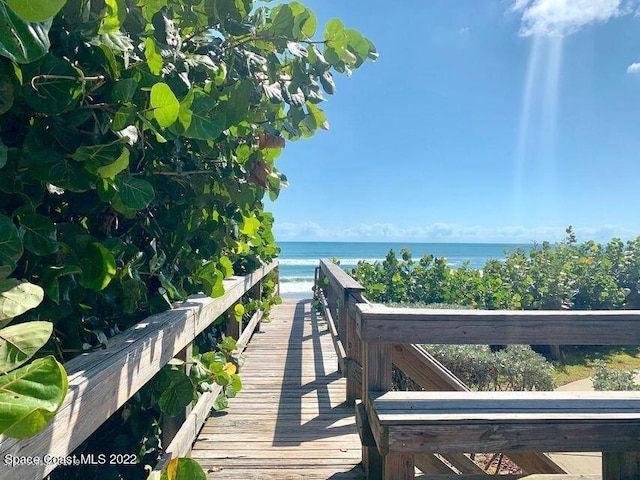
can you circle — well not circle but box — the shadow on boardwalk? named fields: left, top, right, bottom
left=191, top=299, right=364, bottom=479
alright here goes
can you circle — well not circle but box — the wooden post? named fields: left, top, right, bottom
left=345, top=293, right=363, bottom=405
left=313, top=266, right=319, bottom=298
left=384, top=453, right=414, bottom=480
left=161, top=342, right=193, bottom=448
left=361, top=338, right=392, bottom=480
left=251, top=280, right=263, bottom=333
left=603, top=452, right=640, bottom=479
left=338, top=289, right=348, bottom=347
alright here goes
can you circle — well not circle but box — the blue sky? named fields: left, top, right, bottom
left=268, top=0, right=640, bottom=243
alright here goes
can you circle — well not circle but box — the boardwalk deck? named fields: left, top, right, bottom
left=191, top=299, right=365, bottom=479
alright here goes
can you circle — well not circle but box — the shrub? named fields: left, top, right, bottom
left=592, top=360, right=640, bottom=391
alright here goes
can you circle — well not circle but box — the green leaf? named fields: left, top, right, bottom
left=240, top=216, right=260, bottom=237
left=144, top=38, right=163, bottom=75
left=0, top=4, right=50, bottom=64
left=0, top=355, right=68, bottom=438
left=111, top=78, right=138, bottom=103
left=196, top=263, right=225, bottom=298
left=158, top=373, right=193, bottom=417
left=160, top=458, right=206, bottom=480
left=114, top=176, right=155, bottom=210
left=233, top=303, right=244, bottom=322
left=24, top=54, right=83, bottom=113
left=72, top=139, right=124, bottom=163
left=219, top=256, right=234, bottom=277
left=150, top=82, right=179, bottom=128
left=0, top=321, right=52, bottom=374
left=5, top=0, right=67, bottom=22
left=79, top=243, right=117, bottom=291
left=182, top=92, right=225, bottom=140
left=19, top=214, right=57, bottom=255
left=95, top=148, right=130, bottom=179
left=213, top=392, right=228, bottom=410
left=0, top=214, right=22, bottom=276
left=99, top=0, right=127, bottom=34
left=0, top=280, right=44, bottom=324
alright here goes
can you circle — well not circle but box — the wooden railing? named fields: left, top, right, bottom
left=0, top=261, right=278, bottom=480
left=315, top=258, right=640, bottom=480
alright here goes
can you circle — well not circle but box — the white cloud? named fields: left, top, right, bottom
left=627, top=62, right=640, bottom=73
left=273, top=221, right=634, bottom=243
left=512, top=0, right=635, bottom=37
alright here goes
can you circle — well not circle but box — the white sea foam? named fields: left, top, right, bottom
left=278, top=258, right=383, bottom=266
left=279, top=280, right=315, bottom=293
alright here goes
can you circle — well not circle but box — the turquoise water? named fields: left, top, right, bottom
left=278, top=241, right=531, bottom=297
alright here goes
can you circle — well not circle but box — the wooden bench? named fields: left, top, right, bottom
left=351, top=304, right=640, bottom=479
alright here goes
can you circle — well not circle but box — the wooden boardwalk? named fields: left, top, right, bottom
left=190, top=299, right=364, bottom=479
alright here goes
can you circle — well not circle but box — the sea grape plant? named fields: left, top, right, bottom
left=0, top=0, right=376, bottom=472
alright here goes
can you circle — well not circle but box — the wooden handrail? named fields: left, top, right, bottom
left=0, top=261, right=278, bottom=480
left=356, top=304, right=640, bottom=345
left=314, top=260, right=574, bottom=478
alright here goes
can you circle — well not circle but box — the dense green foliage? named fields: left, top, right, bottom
left=592, top=360, right=639, bottom=391
left=0, top=0, right=375, bottom=475
left=351, top=228, right=640, bottom=310
left=423, top=345, right=555, bottom=391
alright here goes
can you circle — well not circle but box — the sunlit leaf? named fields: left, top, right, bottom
left=160, top=458, right=206, bottom=480
left=0, top=280, right=44, bottom=324
left=6, top=0, right=67, bottom=23
left=0, top=355, right=68, bottom=438
left=0, top=321, right=52, bottom=374
left=150, top=82, right=180, bottom=128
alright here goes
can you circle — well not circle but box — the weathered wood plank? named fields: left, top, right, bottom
left=0, top=261, right=277, bottom=480
left=319, top=258, right=365, bottom=293
left=414, top=476, right=600, bottom=480
left=602, top=452, right=640, bottom=480
left=392, top=343, right=468, bottom=392
left=153, top=310, right=265, bottom=472
left=356, top=304, right=640, bottom=345
left=190, top=299, right=363, bottom=478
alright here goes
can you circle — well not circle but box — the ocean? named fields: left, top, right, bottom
left=277, top=241, right=530, bottom=298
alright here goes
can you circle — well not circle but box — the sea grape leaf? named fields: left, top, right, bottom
left=0, top=214, right=22, bottom=276
left=182, top=92, right=225, bottom=140
left=219, top=256, right=234, bottom=277
left=150, top=82, right=179, bottom=128
left=94, top=148, right=130, bottom=178
left=0, top=280, right=44, bottom=325
left=0, top=355, right=68, bottom=438
left=99, top=0, right=127, bottom=34
left=144, top=38, right=163, bottom=75
left=5, top=0, right=67, bottom=22
left=240, top=216, right=260, bottom=237
left=110, top=78, right=138, bottom=103
left=0, top=4, right=50, bottom=64
left=160, top=458, right=206, bottom=480
left=78, top=243, right=117, bottom=291
left=19, top=214, right=58, bottom=255
left=114, top=176, right=155, bottom=210
left=24, top=54, right=83, bottom=113
left=0, top=321, right=53, bottom=374
left=158, top=373, right=193, bottom=417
